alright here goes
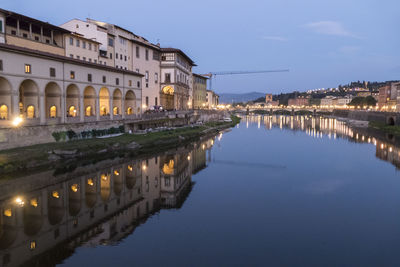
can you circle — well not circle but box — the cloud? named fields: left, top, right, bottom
left=303, top=21, right=358, bottom=38
left=261, top=36, right=288, bottom=41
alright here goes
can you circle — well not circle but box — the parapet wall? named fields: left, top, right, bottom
left=333, top=110, right=400, bottom=125
left=0, top=110, right=226, bottom=150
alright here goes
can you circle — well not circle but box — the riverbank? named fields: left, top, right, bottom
left=0, top=115, right=241, bottom=178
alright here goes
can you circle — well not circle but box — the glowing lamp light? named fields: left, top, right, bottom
left=15, top=197, right=24, bottom=207
left=142, top=165, right=147, bottom=171
left=12, top=117, right=23, bottom=127
left=187, top=156, right=191, bottom=161
left=52, top=191, right=60, bottom=199
left=70, top=184, right=79, bottom=192
left=30, top=198, right=38, bottom=208
left=3, top=208, right=12, bottom=217
left=87, top=178, right=94, bottom=186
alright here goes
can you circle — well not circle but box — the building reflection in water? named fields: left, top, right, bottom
left=0, top=137, right=217, bottom=267
left=245, top=115, right=400, bottom=170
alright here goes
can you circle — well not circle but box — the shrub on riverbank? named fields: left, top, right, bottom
left=369, top=121, right=400, bottom=136
left=52, top=125, right=125, bottom=142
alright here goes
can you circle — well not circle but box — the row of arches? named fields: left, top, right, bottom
left=0, top=164, right=141, bottom=248
left=0, top=77, right=138, bottom=121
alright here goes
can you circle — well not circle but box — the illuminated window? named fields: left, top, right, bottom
left=3, top=208, right=12, bottom=217
left=126, top=107, right=133, bottom=115
left=52, top=191, right=59, bottom=199
left=24, top=64, right=31, bottom=74
left=0, top=105, right=8, bottom=119
left=30, top=198, right=38, bottom=207
left=49, top=106, right=57, bottom=118
left=100, top=106, right=107, bottom=116
left=70, top=71, right=75, bottom=79
left=113, top=107, right=119, bottom=115
left=68, top=106, right=77, bottom=117
left=85, top=106, right=92, bottom=117
left=30, top=241, right=36, bottom=250
left=87, top=178, right=94, bottom=186
left=27, top=105, right=35, bottom=118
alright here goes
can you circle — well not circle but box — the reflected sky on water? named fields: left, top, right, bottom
left=2, top=116, right=400, bottom=266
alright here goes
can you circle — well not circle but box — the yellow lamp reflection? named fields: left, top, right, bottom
left=70, top=184, right=79, bottom=192
left=162, top=160, right=174, bottom=175
left=87, top=178, right=94, bottom=186
left=15, top=197, right=24, bottom=206
left=127, top=165, right=133, bottom=171
left=3, top=208, right=12, bottom=217
left=101, top=174, right=108, bottom=181
left=114, top=170, right=120, bottom=176
left=52, top=191, right=60, bottom=199
left=30, top=241, right=36, bottom=250
left=30, top=198, right=38, bottom=208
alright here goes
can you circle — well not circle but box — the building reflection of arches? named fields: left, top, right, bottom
left=0, top=205, right=18, bottom=249
left=23, top=195, right=43, bottom=236
left=99, top=87, right=110, bottom=116
left=83, top=86, right=96, bottom=117
left=69, top=182, right=81, bottom=216
left=85, top=177, right=97, bottom=208
left=19, top=79, right=39, bottom=119
left=113, top=89, right=122, bottom=115
left=126, top=164, right=136, bottom=190
left=48, top=188, right=64, bottom=225
left=66, top=84, right=79, bottom=117
left=100, top=173, right=111, bottom=202
left=0, top=77, right=12, bottom=120
left=125, top=90, right=136, bottom=115
left=113, top=168, right=123, bottom=196
left=45, top=82, right=61, bottom=118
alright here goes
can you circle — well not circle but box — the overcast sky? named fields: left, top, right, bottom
left=3, top=0, right=399, bottom=94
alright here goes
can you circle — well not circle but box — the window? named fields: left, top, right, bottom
left=129, top=80, right=132, bottom=87
left=165, top=73, right=171, bottom=83
left=116, top=78, right=119, bottom=85
left=0, top=20, right=3, bottom=33
left=24, top=64, right=31, bottom=74
left=70, top=71, right=75, bottom=79
left=49, top=67, right=56, bottom=77
left=83, top=57, right=86, bottom=61
left=88, top=74, right=92, bottom=82
left=136, top=68, right=139, bottom=73
left=69, top=37, right=73, bottom=45
left=155, top=97, right=158, bottom=106
left=155, top=73, right=158, bottom=83
left=116, top=53, right=118, bottom=59
left=153, top=50, right=160, bottom=60
left=124, top=55, right=127, bottom=61
left=146, top=97, right=149, bottom=106
left=89, top=43, right=92, bottom=50
left=108, top=38, right=114, bottom=47
left=120, top=54, right=122, bottom=60
left=70, top=54, right=73, bottom=58
left=136, top=46, right=139, bottom=58
left=82, top=41, right=86, bottom=49
left=0, top=60, right=3, bottom=71
left=137, top=81, right=140, bottom=87
left=145, top=49, right=149, bottom=60
left=110, top=53, right=112, bottom=59
left=145, top=71, right=149, bottom=82
left=103, top=76, right=106, bottom=83
left=94, top=45, right=97, bottom=52
left=94, top=59, right=97, bottom=63
left=76, top=39, right=80, bottom=47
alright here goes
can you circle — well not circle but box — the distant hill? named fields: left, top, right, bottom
left=218, top=92, right=265, bottom=104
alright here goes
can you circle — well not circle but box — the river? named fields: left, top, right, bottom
left=1, top=115, right=400, bottom=266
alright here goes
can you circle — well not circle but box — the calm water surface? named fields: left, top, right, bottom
left=1, top=115, right=400, bottom=266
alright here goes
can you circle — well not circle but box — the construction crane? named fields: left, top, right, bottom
left=200, top=69, right=289, bottom=91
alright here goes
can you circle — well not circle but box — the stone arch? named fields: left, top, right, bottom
left=45, top=82, right=61, bottom=118
left=0, top=206, right=18, bottom=249
left=100, top=173, right=111, bottom=202
left=388, top=116, right=395, bottom=126
left=84, top=86, right=96, bottom=117
left=66, top=84, right=79, bottom=117
left=125, top=90, right=136, bottom=115
left=0, top=77, right=12, bottom=120
left=161, top=85, right=174, bottom=110
left=113, top=168, right=123, bottom=196
left=85, top=177, right=97, bottom=208
left=48, top=188, right=64, bottom=225
left=99, top=87, right=110, bottom=116
left=69, top=182, right=81, bottom=216
left=19, top=79, right=39, bottom=119
left=23, top=196, right=43, bottom=236
left=113, top=89, right=122, bottom=116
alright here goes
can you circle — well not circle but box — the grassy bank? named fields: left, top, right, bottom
left=0, top=115, right=241, bottom=178
left=369, top=121, right=400, bottom=136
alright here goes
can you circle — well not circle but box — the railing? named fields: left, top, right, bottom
left=85, top=116, right=97, bottom=122
left=46, top=118, right=61, bottom=125
left=66, top=116, right=81, bottom=123
left=99, top=115, right=110, bottom=121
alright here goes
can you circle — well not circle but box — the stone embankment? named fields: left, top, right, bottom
left=333, top=110, right=400, bottom=126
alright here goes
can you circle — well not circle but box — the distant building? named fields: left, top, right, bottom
left=320, top=96, right=335, bottom=106
left=357, top=90, right=371, bottom=97
left=206, top=90, right=219, bottom=109
left=288, top=97, right=309, bottom=106
left=265, top=94, right=272, bottom=102
left=192, top=74, right=207, bottom=109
